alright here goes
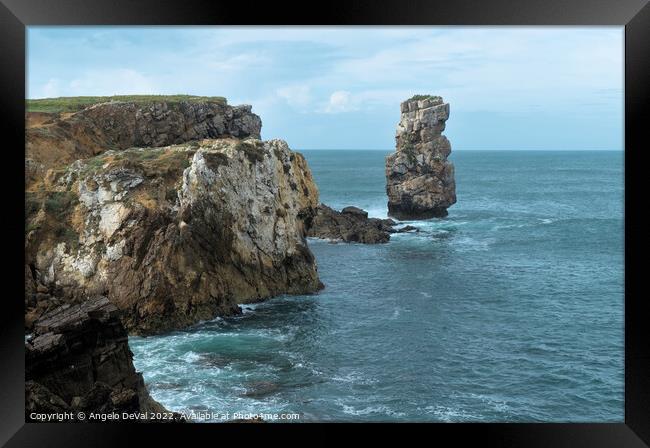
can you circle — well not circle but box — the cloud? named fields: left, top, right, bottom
left=276, top=85, right=312, bottom=110
left=27, top=26, right=623, bottom=149
left=68, top=69, right=157, bottom=96
left=321, top=90, right=354, bottom=113
left=204, top=52, right=271, bottom=71
left=33, top=69, right=157, bottom=98
left=40, top=78, right=61, bottom=98
left=308, top=28, right=623, bottom=114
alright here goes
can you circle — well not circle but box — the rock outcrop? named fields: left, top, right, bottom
left=26, top=99, right=261, bottom=189
left=25, top=138, right=322, bottom=335
left=25, top=97, right=325, bottom=421
left=307, top=204, right=417, bottom=244
left=25, top=296, right=177, bottom=421
left=385, top=95, right=456, bottom=219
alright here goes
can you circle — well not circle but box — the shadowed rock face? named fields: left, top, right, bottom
left=26, top=100, right=262, bottom=189
left=385, top=96, right=456, bottom=220
left=25, top=296, right=176, bottom=421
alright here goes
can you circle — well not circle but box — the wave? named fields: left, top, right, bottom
left=343, top=405, right=405, bottom=417
left=422, top=405, right=481, bottom=422
left=453, top=236, right=495, bottom=252
left=338, top=401, right=405, bottom=418
left=181, top=351, right=201, bottom=363
left=240, top=303, right=261, bottom=314
left=331, top=372, right=378, bottom=386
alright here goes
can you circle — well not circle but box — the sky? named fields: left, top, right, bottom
left=27, top=26, right=623, bottom=150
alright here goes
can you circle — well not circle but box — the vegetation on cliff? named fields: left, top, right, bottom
left=26, top=94, right=227, bottom=113
left=407, top=94, right=443, bottom=102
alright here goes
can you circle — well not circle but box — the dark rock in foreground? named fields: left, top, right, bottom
left=386, top=95, right=456, bottom=219
left=25, top=296, right=181, bottom=422
left=307, top=204, right=417, bottom=244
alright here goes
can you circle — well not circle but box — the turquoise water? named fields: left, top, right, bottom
left=130, top=150, right=624, bottom=422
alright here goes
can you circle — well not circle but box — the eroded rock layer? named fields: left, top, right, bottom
left=385, top=96, right=456, bottom=219
left=25, top=138, right=321, bottom=335
left=25, top=296, right=176, bottom=421
left=26, top=100, right=261, bottom=188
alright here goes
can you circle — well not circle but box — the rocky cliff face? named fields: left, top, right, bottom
left=385, top=96, right=456, bottom=219
left=25, top=296, right=175, bottom=420
left=26, top=100, right=261, bottom=188
left=26, top=138, right=321, bottom=335
left=25, top=98, right=322, bottom=420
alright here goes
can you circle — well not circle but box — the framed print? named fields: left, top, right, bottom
left=1, top=0, right=649, bottom=446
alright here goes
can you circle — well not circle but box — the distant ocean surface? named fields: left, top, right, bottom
left=130, top=150, right=624, bottom=422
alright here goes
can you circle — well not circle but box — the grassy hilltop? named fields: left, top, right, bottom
left=26, top=94, right=228, bottom=113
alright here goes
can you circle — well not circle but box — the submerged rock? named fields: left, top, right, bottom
left=307, top=204, right=398, bottom=244
left=385, top=95, right=456, bottom=219
left=25, top=138, right=322, bottom=335
left=25, top=296, right=178, bottom=421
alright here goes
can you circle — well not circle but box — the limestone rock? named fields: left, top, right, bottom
left=25, top=138, right=322, bottom=335
left=385, top=95, right=456, bottom=219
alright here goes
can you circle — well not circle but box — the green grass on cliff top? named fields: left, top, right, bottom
left=26, top=95, right=227, bottom=113
left=408, top=94, right=439, bottom=101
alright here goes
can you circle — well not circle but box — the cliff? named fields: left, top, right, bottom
left=25, top=97, right=322, bottom=336
left=24, top=96, right=323, bottom=421
left=25, top=296, right=176, bottom=421
left=385, top=95, right=456, bottom=219
left=26, top=138, right=321, bottom=335
left=26, top=97, right=261, bottom=188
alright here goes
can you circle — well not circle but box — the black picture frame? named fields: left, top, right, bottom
left=2, top=0, right=648, bottom=445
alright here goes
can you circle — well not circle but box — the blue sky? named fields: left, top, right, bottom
left=27, top=27, right=623, bottom=150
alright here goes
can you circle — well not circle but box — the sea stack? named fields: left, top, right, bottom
left=385, top=95, right=456, bottom=219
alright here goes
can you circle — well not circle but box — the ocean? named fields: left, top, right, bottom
left=130, top=150, right=624, bottom=422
